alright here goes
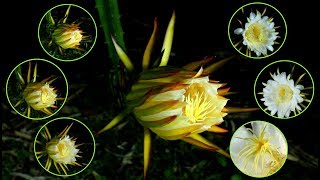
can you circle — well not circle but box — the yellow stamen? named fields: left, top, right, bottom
left=245, top=23, right=267, bottom=43
left=184, top=90, right=215, bottom=123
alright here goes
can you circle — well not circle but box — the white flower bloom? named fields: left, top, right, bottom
left=261, top=71, right=304, bottom=118
left=47, top=135, right=80, bottom=164
left=230, top=121, right=287, bottom=177
left=234, top=10, right=278, bottom=56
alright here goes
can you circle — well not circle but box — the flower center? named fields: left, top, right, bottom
left=276, top=85, right=293, bottom=103
left=57, top=141, right=70, bottom=157
left=71, top=30, right=83, bottom=41
left=41, top=88, right=51, bottom=103
left=183, top=87, right=215, bottom=123
left=245, top=23, right=267, bottom=43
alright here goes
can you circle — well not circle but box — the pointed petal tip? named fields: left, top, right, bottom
left=208, top=125, right=229, bottom=133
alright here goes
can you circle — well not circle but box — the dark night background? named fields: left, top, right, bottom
left=2, top=0, right=319, bottom=179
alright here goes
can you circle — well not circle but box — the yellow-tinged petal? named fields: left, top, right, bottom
left=223, top=106, right=259, bottom=113
left=111, top=36, right=134, bottom=72
left=139, top=108, right=182, bottom=122
left=14, top=99, right=24, bottom=107
left=143, top=18, right=158, bottom=70
left=47, top=77, right=58, bottom=85
left=53, top=161, right=61, bottom=174
left=146, top=89, right=186, bottom=103
left=139, top=67, right=178, bottom=79
left=159, top=132, right=191, bottom=140
left=63, top=5, right=71, bottom=24
left=159, top=11, right=176, bottom=66
left=131, top=82, right=166, bottom=91
left=181, top=136, right=218, bottom=151
left=41, top=108, right=53, bottom=115
left=59, top=162, right=68, bottom=175
left=126, top=88, right=152, bottom=101
left=97, top=109, right=131, bottom=135
left=135, top=100, right=185, bottom=117
left=207, top=125, right=228, bottom=133
left=218, top=87, right=230, bottom=96
left=45, top=157, right=52, bottom=170
left=151, top=123, right=203, bottom=138
left=27, top=106, right=31, bottom=117
left=40, top=75, right=55, bottom=84
left=27, top=62, right=31, bottom=83
left=203, top=55, right=235, bottom=74
left=57, top=123, right=73, bottom=138
left=17, top=72, right=25, bottom=85
left=45, top=126, right=51, bottom=140
left=138, top=115, right=177, bottom=128
left=182, top=134, right=230, bottom=157
left=143, top=128, right=151, bottom=179
left=193, top=67, right=204, bottom=78
left=182, top=56, right=214, bottom=71
left=33, top=63, right=37, bottom=82
left=128, top=83, right=186, bottom=101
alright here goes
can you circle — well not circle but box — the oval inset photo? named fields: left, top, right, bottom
left=228, top=2, right=287, bottom=59
left=38, top=4, right=97, bottom=61
left=6, top=58, right=68, bottom=120
left=34, top=117, right=96, bottom=176
left=254, top=60, right=314, bottom=119
left=230, top=120, right=288, bottom=178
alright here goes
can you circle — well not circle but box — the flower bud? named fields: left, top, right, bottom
left=52, top=23, right=84, bottom=50
left=23, top=82, right=57, bottom=111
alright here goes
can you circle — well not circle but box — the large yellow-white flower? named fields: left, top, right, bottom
left=261, top=71, right=304, bottom=118
left=128, top=67, right=228, bottom=140
left=98, top=11, right=258, bottom=179
left=46, top=135, right=80, bottom=164
left=234, top=10, right=278, bottom=56
left=230, top=121, right=287, bottom=177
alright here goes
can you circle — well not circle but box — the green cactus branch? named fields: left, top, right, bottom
left=95, top=0, right=126, bottom=65
left=95, top=0, right=128, bottom=108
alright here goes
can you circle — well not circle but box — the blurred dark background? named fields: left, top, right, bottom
left=2, top=0, right=319, bottom=179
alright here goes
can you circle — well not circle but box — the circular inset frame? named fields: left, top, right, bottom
left=6, top=58, right=68, bottom=120
left=228, top=2, right=287, bottom=59
left=34, top=117, right=96, bottom=176
left=38, top=4, right=97, bottom=62
left=254, top=60, right=314, bottom=119
left=230, top=120, right=288, bottom=178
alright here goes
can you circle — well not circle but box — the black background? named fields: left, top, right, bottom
left=2, top=0, right=319, bottom=179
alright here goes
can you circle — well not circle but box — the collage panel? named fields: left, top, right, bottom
left=254, top=60, right=314, bottom=119
left=6, top=58, right=68, bottom=120
left=34, top=117, right=96, bottom=176
left=228, top=2, right=287, bottom=59
left=230, top=120, right=288, bottom=178
left=38, top=4, right=97, bottom=62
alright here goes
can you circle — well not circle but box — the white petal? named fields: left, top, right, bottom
left=295, top=84, right=304, bottom=90
left=269, top=22, right=275, bottom=28
left=261, top=47, right=268, bottom=55
left=234, top=28, right=244, bottom=35
left=252, top=121, right=264, bottom=135
left=266, top=45, right=274, bottom=51
left=249, top=12, right=255, bottom=20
